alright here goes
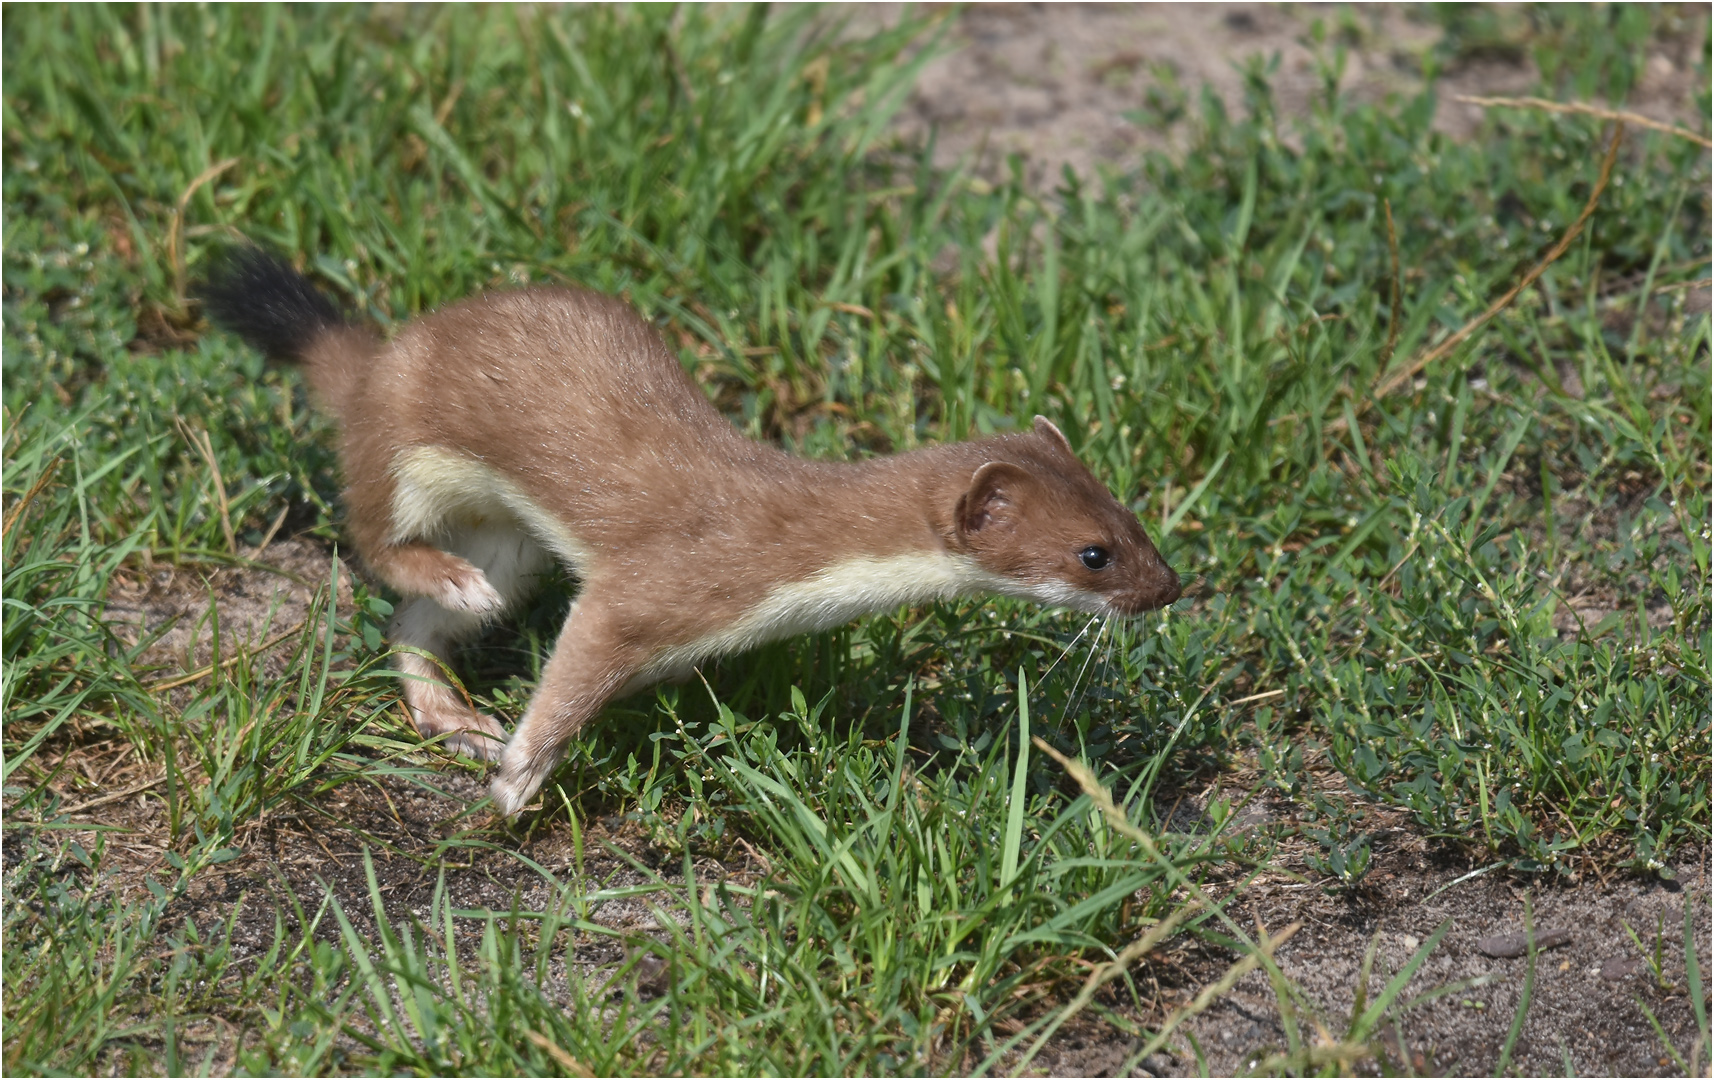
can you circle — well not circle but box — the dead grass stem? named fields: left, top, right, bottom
left=1334, top=122, right=1626, bottom=432
left=1455, top=94, right=1712, bottom=149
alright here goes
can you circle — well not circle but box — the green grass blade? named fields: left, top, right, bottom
left=1000, top=669, right=1030, bottom=896
left=1349, top=919, right=1451, bottom=1039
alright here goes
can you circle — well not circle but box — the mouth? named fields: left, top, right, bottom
left=1107, top=581, right=1185, bottom=617
left=1009, top=579, right=1111, bottom=614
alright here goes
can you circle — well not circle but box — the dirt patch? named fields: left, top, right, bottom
left=861, top=3, right=1707, bottom=191
left=1014, top=773, right=1711, bottom=1076
left=184, top=772, right=697, bottom=965
left=103, top=537, right=357, bottom=689
left=1038, top=842, right=1711, bottom=1077
left=3, top=758, right=715, bottom=1073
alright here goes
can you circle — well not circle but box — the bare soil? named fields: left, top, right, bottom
left=103, top=537, right=355, bottom=689
left=1037, top=796, right=1710, bottom=1078
left=870, top=2, right=1706, bottom=191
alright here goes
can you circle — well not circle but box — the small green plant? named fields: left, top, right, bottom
left=1623, top=911, right=1677, bottom=994
left=1304, top=826, right=1374, bottom=890
left=1629, top=895, right=1709, bottom=1074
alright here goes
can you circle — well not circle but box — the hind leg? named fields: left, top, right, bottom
left=392, top=597, right=509, bottom=759
left=388, top=521, right=553, bottom=760
left=369, top=542, right=505, bottom=614
left=342, top=466, right=508, bottom=615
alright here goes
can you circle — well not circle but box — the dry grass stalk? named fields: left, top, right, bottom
left=1332, top=122, right=1626, bottom=434
left=1126, top=921, right=1304, bottom=1070
left=1019, top=899, right=1205, bottom=1064
left=523, top=1030, right=591, bottom=1076
left=146, top=619, right=308, bottom=692
left=1244, top=1040, right=1380, bottom=1074
left=2, top=456, right=62, bottom=538
left=1455, top=93, right=1712, bottom=149
left=176, top=418, right=237, bottom=553
left=1034, top=737, right=1308, bottom=1072
left=168, top=156, right=240, bottom=308
left=1379, top=199, right=1402, bottom=369
left=57, top=774, right=167, bottom=816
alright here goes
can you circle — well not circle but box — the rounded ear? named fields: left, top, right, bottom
left=955, top=460, right=1034, bottom=537
left=1032, top=415, right=1073, bottom=454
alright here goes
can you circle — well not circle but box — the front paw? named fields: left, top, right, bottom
left=489, top=773, right=534, bottom=817
left=489, top=751, right=552, bottom=817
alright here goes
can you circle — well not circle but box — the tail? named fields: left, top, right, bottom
left=199, top=248, right=376, bottom=405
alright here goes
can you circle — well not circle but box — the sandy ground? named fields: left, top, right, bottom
left=867, top=2, right=1707, bottom=191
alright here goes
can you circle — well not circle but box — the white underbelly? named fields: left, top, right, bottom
left=634, top=551, right=1025, bottom=683
left=388, top=445, right=591, bottom=573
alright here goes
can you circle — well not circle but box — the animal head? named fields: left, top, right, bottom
left=953, top=417, right=1182, bottom=616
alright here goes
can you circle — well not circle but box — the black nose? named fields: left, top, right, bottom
left=1116, top=567, right=1182, bottom=616
left=1159, top=569, right=1183, bottom=606
left=1143, top=567, right=1182, bottom=611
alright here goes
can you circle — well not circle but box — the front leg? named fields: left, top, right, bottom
left=490, top=599, right=643, bottom=816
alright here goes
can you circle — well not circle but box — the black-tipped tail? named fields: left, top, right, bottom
left=199, top=248, right=347, bottom=363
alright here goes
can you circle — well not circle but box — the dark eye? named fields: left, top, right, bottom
left=1078, top=545, right=1111, bottom=570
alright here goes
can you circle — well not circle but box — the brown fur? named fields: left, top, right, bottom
left=258, top=285, right=1180, bottom=814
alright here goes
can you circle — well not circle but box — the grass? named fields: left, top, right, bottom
left=3, top=3, right=1709, bottom=1075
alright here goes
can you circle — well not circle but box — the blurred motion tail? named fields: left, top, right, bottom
left=199, top=248, right=377, bottom=408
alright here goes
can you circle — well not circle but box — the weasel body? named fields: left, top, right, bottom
left=203, top=252, right=1181, bottom=814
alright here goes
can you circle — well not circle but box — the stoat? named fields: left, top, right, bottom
left=202, top=251, right=1182, bottom=816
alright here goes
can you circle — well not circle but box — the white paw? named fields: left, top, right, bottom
left=439, top=723, right=507, bottom=762
left=489, top=770, right=539, bottom=817
left=438, top=567, right=504, bottom=614
left=489, top=750, right=552, bottom=817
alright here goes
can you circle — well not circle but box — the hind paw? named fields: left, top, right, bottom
left=409, top=703, right=508, bottom=762
left=436, top=563, right=504, bottom=614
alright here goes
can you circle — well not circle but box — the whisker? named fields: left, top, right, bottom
left=1067, top=614, right=1125, bottom=731
left=1097, top=614, right=1120, bottom=710
left=1062, top=614, right=1109, bottom=724
left=1038, top=612, right=1102, bottom=687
